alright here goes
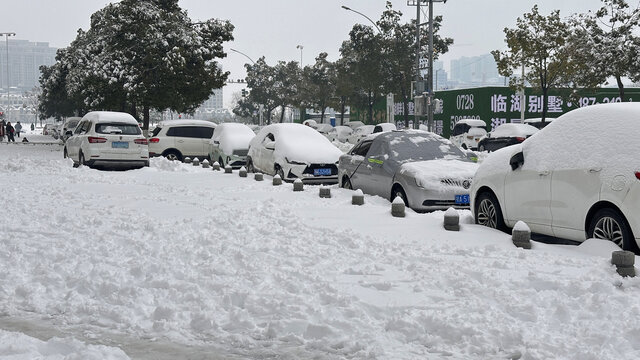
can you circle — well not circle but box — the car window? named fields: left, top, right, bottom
left=452, top=123, right=470, bottom=136
left=373, top=125, right=382, bottom=133
left=95, top=123, right=142, bottom=135
left=353, top=140, right=373, bottom=157
left=74, top=121, right=86, bottom=134
left=151, top=127, right=162, bottom=137
left=166, top=126, right=214, bottom=138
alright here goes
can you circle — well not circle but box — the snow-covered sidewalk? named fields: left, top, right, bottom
left=0, top=144, right=639, bottom=359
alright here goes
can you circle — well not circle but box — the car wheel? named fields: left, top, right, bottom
left=79, top=151, right=87, bottom=167
left=218, top=157, right=225, bottom=168
left=275, top=165, right=285, bottom=180
left=163, top=150, right=182, bottom=162
left=342, top=176, right=353, bottom=189
left=246, top=158, right=255, bottom=173
left=588, top=208, right=634, bottom=250
left=475, top=191, right=506, bottom=231
left=391, top=185, right=409, bottom=207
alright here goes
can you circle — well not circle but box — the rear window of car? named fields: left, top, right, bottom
left=95, top=123, right=141, bottom=135
left=151, top=127, right=163, bottom=137
left=165, top=126, right=214, bottom=139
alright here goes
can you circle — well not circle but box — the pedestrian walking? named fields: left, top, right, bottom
left=0, top=120, right=5, bottom=141
left=6, top=121, right=15, bottom=143
left=15, top=121, right=22, bottom=138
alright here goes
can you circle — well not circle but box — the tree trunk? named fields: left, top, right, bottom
left=267, top=110, right=272, bottom=125
left=401, top=86, right=409, bottom=128
left=143, top=104, right=150, bottom=131
left=340, top=96, right=346, bottom=125
left=368, top=91, right=373, bottom=124
left=279, top=105, right=286, bottom=123
left=616, top=75, right=625, bottom=102
left=320, top=106, right=326, bottom=124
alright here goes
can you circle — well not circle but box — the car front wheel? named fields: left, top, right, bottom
left=163, top=150, right=182, bottom=162
left=475, top=191, right=506, bottom=231
left=246, top=158, right=255, bottom=173
left=588, top=208, right=634, bottom=250
left=391, top=185, right=409, bottom=207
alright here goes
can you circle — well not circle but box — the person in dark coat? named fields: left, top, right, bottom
left=6, top=121, right=15, bottom=142
left=0, top=120, right=5, bottom=141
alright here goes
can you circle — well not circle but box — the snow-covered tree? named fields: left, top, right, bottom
left=569, top=0, right=640, bottom=100
left=492, top=6, right=573, bottom=121
left=39, top=0, right=233, bottom=129
left=299, top=52, right=336, bottom=122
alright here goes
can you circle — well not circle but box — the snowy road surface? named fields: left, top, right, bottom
left=0, top=136, right=639, bottom=359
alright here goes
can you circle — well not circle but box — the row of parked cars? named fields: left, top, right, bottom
left=61, top=104, right=640, bottom=253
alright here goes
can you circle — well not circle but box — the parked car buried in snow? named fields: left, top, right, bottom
left=64, top=111, right=149, bottom=169
left=338, top=130, right=478, bottom=211
left=449, top=119, right=487, bottom=150
left=208, top=122, right=255, bottom=169
left=327, top=125, right=353, bottom=143
left=347, top=125, right=375, bottom=144
left=246, top=123, right=343, bottom=184
left=477, top=123, right=538, bottom=152
left=471, top=103, right=640, bottom=251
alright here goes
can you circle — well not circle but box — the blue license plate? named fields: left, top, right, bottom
left=314, top=168, right=332, bottom=176
left=455, top=194, right=470, bottom=204
left=112, top=141, right=129, bottom=149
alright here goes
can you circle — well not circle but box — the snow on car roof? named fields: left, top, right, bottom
left=82, top=111, right=138, bottom=124
left=523, top=103, right=640, bottom=182
left=457, top=119, right=487, bottom=128
left=216, top=123, right=255, bottom=154
left=251, top=123, right=342, bottom=163
left=490, top=123, right=539, bottom=138
left=157, top=119, right=217, bottom=127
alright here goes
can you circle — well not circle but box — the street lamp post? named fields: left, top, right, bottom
left=0, top=32, right=16, bottom=113
left=296, top=45, right=303, bottom=67
left=341, top=6, right=382, bottom=33
left=229, top=48, right=264, bottom=126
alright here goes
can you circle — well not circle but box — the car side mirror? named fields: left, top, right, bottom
left=65, top=130, right=73, bottom=136
left=213, top=140, right=220, bottom=145
left=510, top=151, right=524, bottom=170
left=264, top=141, right=275, bottom=150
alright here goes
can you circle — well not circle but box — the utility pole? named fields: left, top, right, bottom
left=414, top=0, right=421, bottom=129
left=1, top=33, right=16, bottom=112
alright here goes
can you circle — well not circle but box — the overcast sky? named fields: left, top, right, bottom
left=3, top=0, right=607, bottom=106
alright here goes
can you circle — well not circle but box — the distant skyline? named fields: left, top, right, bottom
left=3, top=0, right=608, bottom=107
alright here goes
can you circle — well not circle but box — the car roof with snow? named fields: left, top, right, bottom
left=456, top=119, right=487, bottom=128
left=156, top=119, right=217, bottom=127
left=81, top=111, right=139, bottom=124
left=490, top=123, right=538, bottom=138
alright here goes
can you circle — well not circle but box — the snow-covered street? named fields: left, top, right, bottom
left=1, top=139, right=639, bottom=359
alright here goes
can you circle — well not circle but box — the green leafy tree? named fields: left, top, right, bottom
left=299, top=52, right=336, bottom=122
left=39, top=0, right=233, bottom=129
left=492, top=5, right=573, bottom=121
left=569, top=0, right=640, bottom=100
left=245, top=57, right=278, bottom=124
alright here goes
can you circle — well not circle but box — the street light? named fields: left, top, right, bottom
left=229, top=48, right=256, bottom=65
left=296, top=45, right=303, bottom=67
left=341, top=5, right=382, bottom=33
left=0, top=32, right=15, bottom=112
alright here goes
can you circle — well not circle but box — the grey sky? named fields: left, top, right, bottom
left=4, top=0, right=606, bottom=106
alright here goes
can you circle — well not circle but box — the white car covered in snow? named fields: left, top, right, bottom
left=327, top=125, right=353, bottom=143
left=148, top=120, right=217, bottom=162
left=449, top=119, right=487, bottom=150
left=208, top=123, right=255, bottom=169
left=64, top=111, right=149, bottom=169
left=246, top=123, right=343, bottom=184
left=347, top=125, right=375, bottom=144
left=373, top=123, right=397, bottom=133
left=471, top=103, right=640, bottom=251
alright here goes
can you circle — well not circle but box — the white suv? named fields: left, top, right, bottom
left=64, top=111, right=149, bottom=169
left=148, top=120, right=217, bottom=161
left=450, top=119, right=487, bottom=150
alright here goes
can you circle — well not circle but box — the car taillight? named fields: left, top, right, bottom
left=149, top=137, right=160, bottom=143
left=88, top=136, right=107, bottom=143
left=635, top=172, right=640, bottom=180
left=134, top=138, right=148, bottom=145
left=515, top=137, right=526, bottom=142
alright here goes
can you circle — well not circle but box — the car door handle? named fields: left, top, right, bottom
left=538, top=170, right=550, bottom=176
left=589, top=167, right=602, bottom=173
left=177, top=140, right=184, bottom=143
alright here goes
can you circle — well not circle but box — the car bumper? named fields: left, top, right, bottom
left=85, top=159, right=148, bottom=168
left=284, top=164, right=339, bottom=185
left=404, top=184, right=471, bottom=212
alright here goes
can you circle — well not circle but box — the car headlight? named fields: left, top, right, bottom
left=415, top=177, right=427, bottom=189
left=285, top=157, right=306, bottom=165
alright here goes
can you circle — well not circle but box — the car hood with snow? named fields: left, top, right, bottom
left=400, top=159, right=478, bottom=191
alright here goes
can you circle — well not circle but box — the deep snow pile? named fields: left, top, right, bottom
left=1, top=143, right=639, bottom=359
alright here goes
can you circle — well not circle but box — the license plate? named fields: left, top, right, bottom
left=314, top=168, right=332, bottom=176
left=455, top=194, right=470, bottom=204
left=112, top=141, right=129, bottom=149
